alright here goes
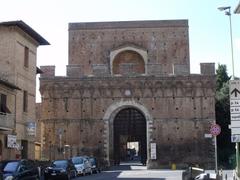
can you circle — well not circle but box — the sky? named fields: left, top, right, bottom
left=0, top=0, right=240, bottom=102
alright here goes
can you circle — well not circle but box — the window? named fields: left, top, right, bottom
left=23, top=91, right=28, bottom=112
left=24, top=46, right=29, bottom=68
left=0, top=94, right=10, bottom=114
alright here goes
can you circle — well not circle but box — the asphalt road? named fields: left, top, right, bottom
left=70, top=164, right=234, bottom=180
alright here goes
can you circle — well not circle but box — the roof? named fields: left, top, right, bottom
left=69, top=20, right=188, bottom=30
left=0, top=20, right=50, bottom=45
left=235, top=2, right=240, bottom=13
left=36, top=67, right=43, bottom=74
left=0, top=79, right=21, bottom=90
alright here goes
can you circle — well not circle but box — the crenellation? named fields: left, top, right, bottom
left=200, top=63, right=215, bottom=75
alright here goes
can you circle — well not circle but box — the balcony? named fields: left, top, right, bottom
left=0, top=112, right=15, bottom=131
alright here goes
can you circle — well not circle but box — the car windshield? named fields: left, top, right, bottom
left=89, top=158, right=96, bottom=165
left=52, top=160, right=67, bottom=168
left=72, top=157, right=83, bottom=165
left=3, top=162, right=19, bottom=173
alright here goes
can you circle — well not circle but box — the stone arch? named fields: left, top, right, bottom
left=102, top=100, right=153, bottom=165
left=175, top=81, right=184, bottom=97
left=110, top=45, right=148, bottom=75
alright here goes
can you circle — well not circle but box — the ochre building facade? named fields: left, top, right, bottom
left=39, top=20, right=216, bottom=168
left=0, top=21, right=49, bottom=160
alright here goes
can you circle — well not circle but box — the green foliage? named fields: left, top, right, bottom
left=216, top=64, right=231, bottom=91
left=215, top=64, right=235, bottom=169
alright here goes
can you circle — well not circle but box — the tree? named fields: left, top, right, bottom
left=216, top=64, right=231, bottom=91
left=215, top=64, right=235, bottom=168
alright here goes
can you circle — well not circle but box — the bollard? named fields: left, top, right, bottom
left=171, top=163, right=176, bottom=170
left=218, top=169, right=223, bottom=180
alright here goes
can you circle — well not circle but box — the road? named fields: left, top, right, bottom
left=70, top=164, right=234, bottom=180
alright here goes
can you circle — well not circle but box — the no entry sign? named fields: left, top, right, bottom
left=210, top=124, right=221, bottom=136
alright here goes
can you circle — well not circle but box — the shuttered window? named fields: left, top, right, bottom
left=23, top=91, right=28, bottom=112
left=24, top=46, right=29, bottom=68
left=0, top=94, right=10, bottom=114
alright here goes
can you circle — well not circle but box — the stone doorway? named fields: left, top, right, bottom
left=113, top=108, right=147, bottom=165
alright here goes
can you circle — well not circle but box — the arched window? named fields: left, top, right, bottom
left=110, top=45, right=148, bottom=76
left=112, top=50, right=145, bottom=75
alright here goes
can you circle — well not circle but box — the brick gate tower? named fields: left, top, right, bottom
left=39, top=20, right=215, bottom=169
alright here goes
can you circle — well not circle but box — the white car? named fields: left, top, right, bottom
left=195, top=173, right=217, bottom=180
left=71, top=156, right=92, bottom=176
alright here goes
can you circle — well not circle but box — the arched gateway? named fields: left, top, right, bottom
left=114, top=108, right=147, bottom=164
left=103, top=101, right=153, bottom=166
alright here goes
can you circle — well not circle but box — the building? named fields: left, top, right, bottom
left=0, top=78, right=20, bottom=159
left=235, top=1, right=240, bottom=13
left=39, top=20, right=216, bottom=168
left=0, top=21, right=49, bottom=160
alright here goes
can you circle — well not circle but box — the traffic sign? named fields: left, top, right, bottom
left=230, top=121, right=240, bottom=127
left=210, top=124, right=221, bottom=136
left=231, top=114, right=240, bottom=121
left=231, top=128, right=240, bottom=135
left=231, top=134, right=240, bottom=143
left=231, top=99, right=240, bottom=106
left=231, top=107, right=240, bottom=114
left=230, top=80, right=240, bottom=136
left=230, top=80, right=240, bottom=99
left=150, top=143, right=157, bottom=160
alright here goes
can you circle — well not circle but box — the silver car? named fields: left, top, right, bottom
left=71, top=156, right=92, bottom=176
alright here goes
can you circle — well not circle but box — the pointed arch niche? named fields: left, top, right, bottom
left=110, top=45, right=148, bottom=76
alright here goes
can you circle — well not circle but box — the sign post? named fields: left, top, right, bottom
left=210, top=124, right=221, bottom=174
left=229, top=80, right=240, bottom=176
left=150, top=143, right=157, bottom=160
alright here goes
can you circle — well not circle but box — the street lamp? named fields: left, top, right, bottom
left=218, top=6, right=235, bottom=79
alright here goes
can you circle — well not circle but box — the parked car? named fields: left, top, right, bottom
left=89, top=157, right=101, bottom=173
left=44, top=159, right=76, bottom=180
left=0, top=160, right=14, bottom=180
left=182, top=167, right=205, bottom=180
left=2, top=159, right=40, bottom=180
left=71, top=156, right=92, bottom=176
left=195, top=173, right=217, bottom=180
left=0, top=160, right=14, bottom=172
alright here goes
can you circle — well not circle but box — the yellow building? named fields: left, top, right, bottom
left=0, top=21, right=49, bottom=160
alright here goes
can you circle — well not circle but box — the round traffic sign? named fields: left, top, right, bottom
left=210, top=124, right=221, bottom=136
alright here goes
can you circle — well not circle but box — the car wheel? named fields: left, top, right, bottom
left=72, top=170, right=77, bottom=178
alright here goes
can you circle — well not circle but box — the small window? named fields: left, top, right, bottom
left=24, top=46, right=29, bottom=68
left=23, top=91, right=28, bottom=112
left=0, top=94, right=10, bottom=114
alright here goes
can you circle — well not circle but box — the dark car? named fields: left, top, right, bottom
left=44, top=159, right=76, bottom=180
left=2, top=159, right=40, bottom=180
left=89, top=157, right=101, bottom=173
left=0, top=160, right=14, bottom=173
left=0, top=160, right=15, bottom=180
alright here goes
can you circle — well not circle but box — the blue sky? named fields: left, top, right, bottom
left=1, top=0, right=240, bottom=101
